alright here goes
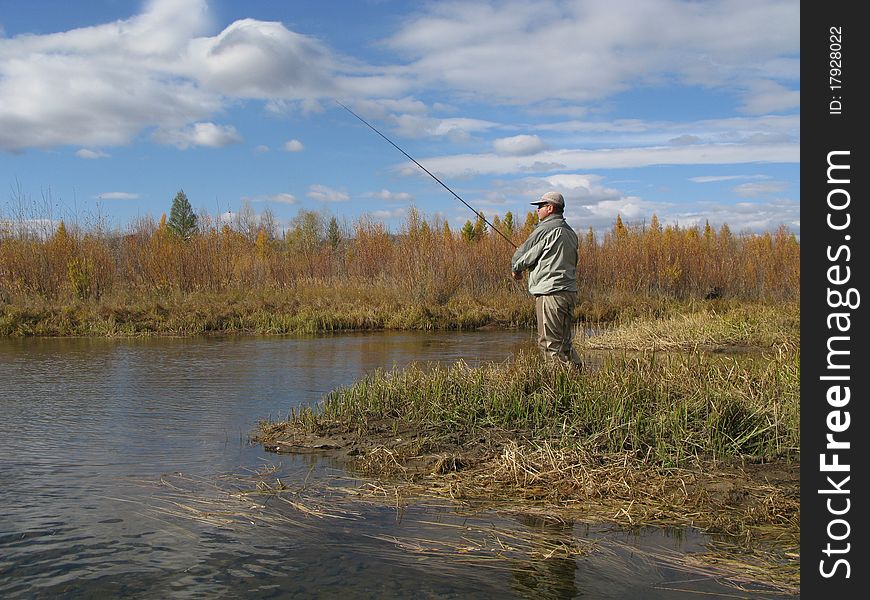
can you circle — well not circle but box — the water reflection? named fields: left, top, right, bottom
left=511, top=515, right=580, bottom=600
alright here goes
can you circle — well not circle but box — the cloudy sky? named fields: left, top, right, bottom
left=0, top=0, right=799, bottom=237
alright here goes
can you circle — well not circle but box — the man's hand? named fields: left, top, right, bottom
left=511, top=270, right=523, bottom=281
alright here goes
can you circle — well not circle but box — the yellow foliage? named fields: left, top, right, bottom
left=0, top=212, right=800, bottom=303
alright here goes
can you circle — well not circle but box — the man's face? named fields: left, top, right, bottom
left=536, top=203, right=553, bottom=218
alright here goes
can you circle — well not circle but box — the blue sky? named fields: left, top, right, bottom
left=0, top=0, right=799, bottom=238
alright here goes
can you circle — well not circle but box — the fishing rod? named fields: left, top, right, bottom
left=336, top=100, right=517, bottom=249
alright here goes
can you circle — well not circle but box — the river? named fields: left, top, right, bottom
left=0, top=331, right=793, bottom=599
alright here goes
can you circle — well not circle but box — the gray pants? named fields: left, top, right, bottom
left=535, top=291, right=581, bottom=366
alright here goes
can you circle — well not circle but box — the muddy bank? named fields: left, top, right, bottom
left=255, top=420, right=799, bottom=541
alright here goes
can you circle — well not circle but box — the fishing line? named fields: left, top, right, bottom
left=336, top=100, right=517, bottom=249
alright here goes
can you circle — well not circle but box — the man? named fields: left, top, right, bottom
left=511, top=191, right=582, bottom=367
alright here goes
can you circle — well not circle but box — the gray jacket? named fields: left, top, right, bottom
left=511, top=215, right=579, bottom=295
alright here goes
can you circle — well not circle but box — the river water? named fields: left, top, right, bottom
left=0, top=332, right=793, bottom=599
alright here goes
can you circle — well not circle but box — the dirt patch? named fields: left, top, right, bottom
left=256, top=420, right=799, bottom=537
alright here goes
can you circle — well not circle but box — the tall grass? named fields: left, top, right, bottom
left=0, top=206, right=799, bottom=335
left=292, top=345, right=799, bottom=465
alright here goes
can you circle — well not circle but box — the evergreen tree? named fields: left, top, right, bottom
left=167, top=190, right=198, bottom=240
left=491, top=214, right=502, bottom=236
left=461, top=220, right=476, bottom=242
left=473, top=213, right=487, bottom=239
left=327, top=216, right=342, bottom=251
left=704, top=219, right=714, bottom=243
left=503, top=211, right=514, bottom=235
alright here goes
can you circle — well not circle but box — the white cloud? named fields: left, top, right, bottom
left=0, top=218, right=58, bottom=238
left=307, top=184, right=350, bottom=202
left=586, top=197, right=654, bottom=221
left=399, top=143, right=798, bottom=179
left=489, top=174, right=625, bottom=212
left=76, top=148, right=110, bottom=159
left=352, top=97, right=429, bottom=121
left=535, top=114, right=799, bottom=149
left=473, top=172, right=798, bottom=238
left=283, top=139, right=304, bottom=152
left=493, top=134, right=545, bottom=156
left=152, top=122, right=243, bottom=148
left=733, top=181, right=789, bottom=197
left=387, top=0, right=798, bottom=105
left=392, top=114, right=497, bottom=140
left=97, top=192, right=140, bottom=200
left=0, top=0, right=220, bottom=150
left=367, top=189, right=414, bottom=202
left=740, top=80, right=800, bottom=115
left=0, top=0, right=798, bottom=158
left=668, top=135, right=701, bottom=146
left=432, top=118, right=496, bottom=137
left=185, top=18, right=336, bottom=97
left=690, top=174, right=769, bottom=183
left=254, top=144, right=270, bottom=153
left=0, top=0, right=403, bottom=151
left=564, top=193, right=799, bottom=239
left=270, top=193, right=297, bottom=204
left=542, top=174, right=619, bottom=202
left=667, top=198, right=799, bottom=235
left=371, top=208, right=406, bottom=220
left=242, top=193, right=297, bottom=204
left=744, top=132, right=792, bottom=145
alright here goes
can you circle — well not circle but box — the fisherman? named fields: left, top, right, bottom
left=511, top=191, right=582, bottom=368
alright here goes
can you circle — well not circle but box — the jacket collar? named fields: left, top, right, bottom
left=538, top=214, right=565, bottom=227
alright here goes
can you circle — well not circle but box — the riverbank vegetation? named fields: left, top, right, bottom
left=1, top=206, right=798, bottom=336
left=255, top=311, right=800, bottom=592
left=264, top=343, right=798, bottom=463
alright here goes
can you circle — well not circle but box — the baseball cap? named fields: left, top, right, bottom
left=530, top=191, right=565, bottom=208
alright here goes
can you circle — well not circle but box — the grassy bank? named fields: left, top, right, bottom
left=265, top=342, right=799, bottom=467
left=583, top=299, right=800, bottom=350
left=0, top=279, right=797, bottom=340
left=0, top=285, right=533, bottom=336
left=255, top=308, right=800, bottom=591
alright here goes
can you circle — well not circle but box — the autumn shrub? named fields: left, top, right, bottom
left=0, top=209, right=799, bottom=327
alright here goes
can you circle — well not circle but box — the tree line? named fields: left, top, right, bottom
left=0, top=190, right=799, bottom=304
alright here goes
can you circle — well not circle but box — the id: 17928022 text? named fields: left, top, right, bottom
left=829, top=26, right=843, bottom=114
